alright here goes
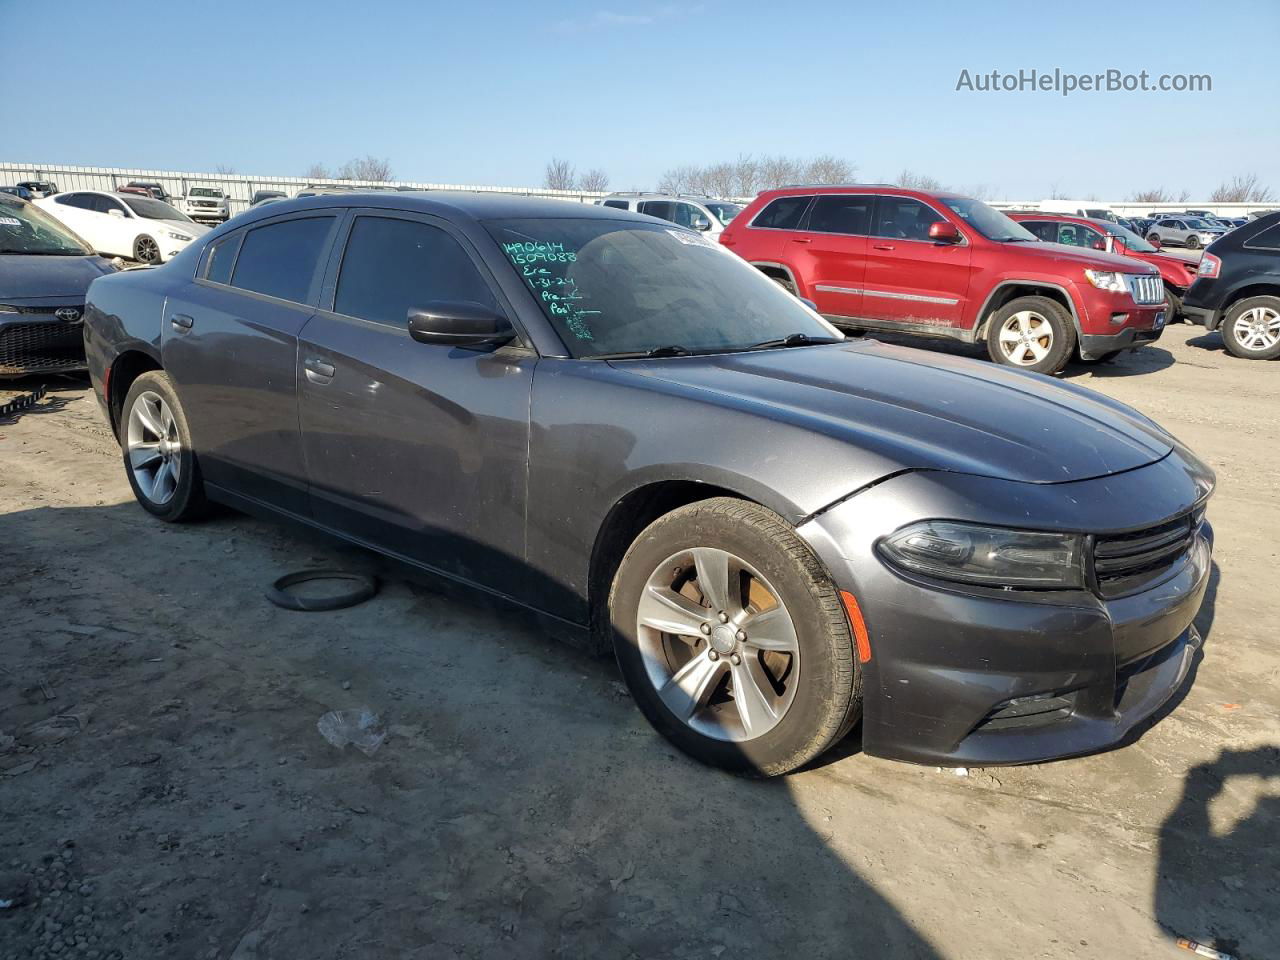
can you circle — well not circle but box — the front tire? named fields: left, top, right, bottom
left=986, top=296, right=1076, bottom=375
left=1186, top=235, right=1201, bottom=250
left=609, top=498, right=860, bottom=776
left=1164, top=286, right=1185, bottom=323
left=121, top=371, right=207, bottom=521
left=133, top=234, right=161, bottom=265
left=1221, top=296, right=1280, bottom=360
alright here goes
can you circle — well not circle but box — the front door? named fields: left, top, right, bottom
left=297, top=211, right=533, bottom=591
left=862, top=195, right=972, bottom=333
left=162, top=212, right=339, bottom=515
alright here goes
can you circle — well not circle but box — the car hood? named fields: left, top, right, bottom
left=617, top=340, right=1173, bottom=485
left=155, top=219, right=212, bottom=236
left=0, top=254, right=117, bottom=300
left=1025, top=242, right=1160, bottom=273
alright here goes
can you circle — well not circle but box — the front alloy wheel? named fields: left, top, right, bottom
left=610, top=498, right=861, bottom=776
left=134, top=235, right=161, bottom=264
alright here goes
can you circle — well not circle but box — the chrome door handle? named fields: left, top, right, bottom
left=170, top=314, right=194, bottom=330
left=304, top=358, right=335, bottom=383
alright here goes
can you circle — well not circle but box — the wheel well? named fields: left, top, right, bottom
left=1223, top=283, right=1280, bottom=313
left=977, top=284, right=1074, bottom=338
left=107, top=350, right=162, bottom=437
left=587, top=481, right=750, bottom=649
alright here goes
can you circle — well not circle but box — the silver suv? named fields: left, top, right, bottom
left=595, top=192, right=744, bottom=240
left=1146, top=216, right=1227, bottom=250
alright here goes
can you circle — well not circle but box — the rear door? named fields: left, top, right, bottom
left=162, top=211, right=340, bottom=515
left=797, top=193, right=874, bottom=322
left=723, top=194, right=812, bottom=264
left=296, top=210, right=533, bottom=590
left=48, top=194, right=103, bottom=251
left=862, top=195, right=972, bottom=332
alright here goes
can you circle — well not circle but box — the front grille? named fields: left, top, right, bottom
left=1126, top=274, right=1164, bottom=304
left=0, top=318, right=86, bottom=373
left=1092, top=514, right=1196, bottom=598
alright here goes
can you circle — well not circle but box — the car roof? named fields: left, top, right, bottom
left=228, top=191, right=642, bottom=226
left=754, top=184, right=967, bottom=203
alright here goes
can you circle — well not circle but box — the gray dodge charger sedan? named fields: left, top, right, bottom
left=82, top=193, right=1214, bottom=775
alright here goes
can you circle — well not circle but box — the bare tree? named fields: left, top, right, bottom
left=804, top=155, right=855, bottom=185
left=758, top=155, right=803, bottom=190
left=303, top=163, right=330, bottom=181
left=1209, top=173, right=1275, bottom=204
left=215, top=164, right=236, bottom=175
left=544, top=157, right=577, bottom=191
left=896, top=170, right=943, bottom=191
left=1048, top=182, right=1070, bottom=200
left=702, top=161, right=737, bottom=198
left=657, top=165, right=696, bottom=194
left=579, top=168, right=610, bottom=192
left=339, top=155, right=394, bottom=182
left=732, top=154, right=759, bottom=197
left=1129, top=187, right=1177, bottom=204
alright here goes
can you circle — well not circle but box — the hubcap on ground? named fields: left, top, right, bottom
left=1233, top=306, right=1280, bottom=351
left=998, top=310, right=1053, bottom=366
left=126, top=391, right=181, bottom=505
left=635, top=547, right=800, bottom=742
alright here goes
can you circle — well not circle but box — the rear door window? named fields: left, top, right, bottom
left=1243, top=222, right=1280, bottom=251
left=334, top=215, right=497, bottom=327
left=751, top=196, right=812, bottom=230
left=1019, top=220, right=1058, bottom=242
left=807, top=195, right=873, bottom=235
left=231, top=216, right=334, bottom=304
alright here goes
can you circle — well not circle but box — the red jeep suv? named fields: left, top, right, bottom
left=720, top=186, right=1167, bottom=374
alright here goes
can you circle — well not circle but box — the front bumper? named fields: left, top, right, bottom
left=0, top=305, right=88, bottom=377
left=797, top=457, right=1213, bottom=766
left=1079, top=320, right=1165, bottom=359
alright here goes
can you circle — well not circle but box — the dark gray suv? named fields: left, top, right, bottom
left=81, top=193, right=1214, bottom=774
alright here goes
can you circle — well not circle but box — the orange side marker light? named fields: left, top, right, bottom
left=840, top=591, right=872, bottom=664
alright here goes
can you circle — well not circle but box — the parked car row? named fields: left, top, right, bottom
left=74, top=191, right=1217, bottom=775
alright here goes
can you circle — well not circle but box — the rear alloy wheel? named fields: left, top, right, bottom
left=134, top=235, right=161, bottom=264
left=122, top=371, right=207, bottom=521
left=1221, top=296, right=1280, bottom=360
left=609, top=498, right=860, bottom=776
left=986, top=295, right=1075, bottom=375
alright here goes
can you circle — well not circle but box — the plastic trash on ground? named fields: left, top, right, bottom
left=317, top=708, right=386, bottom=756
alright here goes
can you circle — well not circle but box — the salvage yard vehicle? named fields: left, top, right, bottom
left=180, top=186, right=230, bottom=224
left=15, top=179, right=59, bottom=199
left=35, top=190, right=210, bottom=264
left=1009, top=212, right=1201, bottom=322
left=0, top=194, right=117, bottom=376
left=1146, top=216, right=1226, bottom=250
left=1182, top=211, right=1280, bottom=360
left=720, top=186, right=1168, bottom=374
left=596, top=192, right=744, bottom=241
left=123, top=181, right=175, bottom=204
left=82, top=192, right=1214, bottom=775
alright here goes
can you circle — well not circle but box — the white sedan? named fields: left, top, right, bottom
left=35, top=190, right=210, bottom=264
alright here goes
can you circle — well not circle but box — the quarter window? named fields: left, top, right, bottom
left=872, top=197, right=944, bottom=242
left=807, top=195, right=874, bottom=235
left=334, top=216, right=497, bottom=327
left=601, top=200, right=629, bottom=210
left=230, top=217, right=333, bottom=304
left=204, top=234, right=241, bottom=285
left=751, top=196, right=811, bottom=230
left=637, top=200, right=676, bottom=222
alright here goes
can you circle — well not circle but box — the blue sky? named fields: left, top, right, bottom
left=5, top=0, right=1278, bottom=199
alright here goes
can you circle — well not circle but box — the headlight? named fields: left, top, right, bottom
left=878, top=521, right=1084, bottom=589
left=166, top=230, right=193, bottom=242
left=1083, top=269, right=1127, bottom=293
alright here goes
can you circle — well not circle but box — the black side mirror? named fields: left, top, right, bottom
left=407, top=301, right=515, bottom=348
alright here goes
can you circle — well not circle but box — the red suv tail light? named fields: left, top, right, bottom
left=1197, top=253, right=1221, bottom=279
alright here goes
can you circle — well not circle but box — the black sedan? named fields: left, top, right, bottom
left=82, top=193, right=1214, bottom=774
left=1, top=195, right=118, bottom=377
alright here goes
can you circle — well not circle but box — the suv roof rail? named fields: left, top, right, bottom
left=775, top=182, right=897, bottom=189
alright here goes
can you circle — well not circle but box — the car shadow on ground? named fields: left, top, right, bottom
left=0, top=498, right=947, bottom=959
left=1186, top=331, right=1227, bottom=355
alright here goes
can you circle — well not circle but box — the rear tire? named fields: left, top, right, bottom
left=121, top=371, right=207, bottom=521
left=985, top=295, right=1076, bottom=375
left=1221, top=296, right=1280, bottom=360
left=609, top=498, right=860, bottom=776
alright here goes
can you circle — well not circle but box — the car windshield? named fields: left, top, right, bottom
left=939, top=197, right=1036, bottom=241
left=705, top=202, right=744, bottom=225
left=1184, top=218, right=1214, bottom=229
left=0, top=199, right=94, bottom=255
left=122, top=196, right=193, bottom=223
left=189, top=187, right=222, bottom=198
left=485, top=218, right=840, bottom=358
left=1105, top=222, right=1159, bottom=253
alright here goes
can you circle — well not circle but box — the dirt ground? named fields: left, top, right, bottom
left=1, top=323, right=1277, bottom=960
